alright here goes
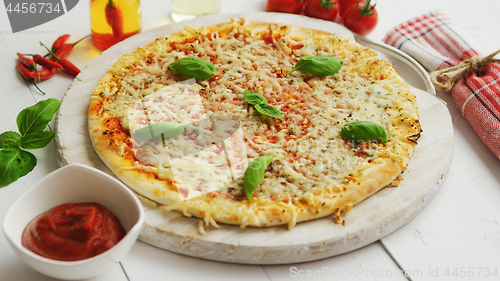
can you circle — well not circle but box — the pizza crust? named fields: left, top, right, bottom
left=88, top=18, right=420, bottom=229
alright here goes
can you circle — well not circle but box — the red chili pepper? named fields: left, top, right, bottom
left=105, top=0, right=124, bottom=39
left=17, top=53, right=37, bottom=70
left=58, top=58, right=80, bottom=77
left=53, top=35, right=90, bottom=58
left=16, top=62, right=37, bottom=80
left=33, top=54, right=64, bottom=70
left=54, top=44, right=73, bottom=58
left=41, top=41, right=80, bottom=77
left=37, top=67, right=57, bottom=80
left=51, top=34, right=70, bottom=52
left=16, top=62, right=54, bottom=95
left=17, top=62, right=57, bottom=81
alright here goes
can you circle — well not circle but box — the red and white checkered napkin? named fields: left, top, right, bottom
left=383, top=11, right=500, bottom=159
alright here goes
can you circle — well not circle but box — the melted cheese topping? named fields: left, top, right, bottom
left=92, top=19, right=419, bottom=227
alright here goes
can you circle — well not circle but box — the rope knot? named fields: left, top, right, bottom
left=430, top=49, right=500, bottom=92
left=469, top=56, right=484, bottom=71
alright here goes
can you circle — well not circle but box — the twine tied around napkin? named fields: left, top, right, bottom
left=430, top=49, right=500, bottom=92
left=383, top=12, right=500, bottom=159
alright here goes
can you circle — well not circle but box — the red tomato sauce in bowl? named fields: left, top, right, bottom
left=21, top=202, right=125, bottom=261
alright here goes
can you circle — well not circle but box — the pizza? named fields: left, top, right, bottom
left=88, top=18, right=421, bottom=230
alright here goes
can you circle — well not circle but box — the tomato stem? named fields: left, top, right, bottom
left=320, top=0, right=338, bottom=10
left=357, top=0, right=376, bottom=17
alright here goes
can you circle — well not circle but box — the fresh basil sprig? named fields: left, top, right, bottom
left=168, top=57, right=216, bottom=80
left=341, top=121, right=387, bottom=143
left=132, top=122, right=187, bottom=141
left=287, top=55, right=343, bottom=76
left=244, top=156, right=277, bottom=201
left=0, top=98, right=60, bottom=187
left=243, top=90, right=283, bottom=120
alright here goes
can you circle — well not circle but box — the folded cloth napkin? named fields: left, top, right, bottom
left=383, top=11, right=500, bottom=159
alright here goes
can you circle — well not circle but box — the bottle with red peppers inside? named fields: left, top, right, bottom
left=90, top=0, right=142, bottom=50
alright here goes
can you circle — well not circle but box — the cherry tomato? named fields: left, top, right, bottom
left=303, top=0, right=340, bottom=22
left=342, top=0, right=378, bottom=36
left=265, top=0, right=305, bottom=14
left=338, top=0, right=358, bottom=20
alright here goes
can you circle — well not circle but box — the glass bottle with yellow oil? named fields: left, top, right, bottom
left=90, top=0, right=141, bottom=50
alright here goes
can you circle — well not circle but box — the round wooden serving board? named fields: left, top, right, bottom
left=54, top=13, right=453, bottom=265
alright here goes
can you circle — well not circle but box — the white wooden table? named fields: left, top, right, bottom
left=1, top=1, right=499, bottom=280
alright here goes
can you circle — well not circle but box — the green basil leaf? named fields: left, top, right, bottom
left=243, top=89, right=283, bottom=121
left=0, top=131, right=21, bottom=149
left=0, top=148, right=36, bottom=187
left=132, top=122, right=188, bottom=141
left=287, top=55, right=343, bottom=76
left=20, top=131, right=55, bottom=149
left=243, top=90, right=267, bottom=105
left=16, top=98, right=60, bottom=137
left=168, top=57, right=216, bottom=80
left=341, top=121, right=387, bottom=143
left=254, top=104, right=283, bottom=120
left=244, top=156, right=275, bottom=201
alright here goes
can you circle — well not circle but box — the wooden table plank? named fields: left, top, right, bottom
left=121, top=241, right=272, bottom=281
left=382, top=174, right=500, bottom=280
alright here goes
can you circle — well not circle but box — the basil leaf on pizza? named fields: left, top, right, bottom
left=132, top=122, right=187, bottom=141
left=243, top=90, right=268, bottom=105
left=243, top=90, right=283, bottom=120
left=168, top=57, right=216, bottom=80
left=287, top=55, right=343, bottom=76
left=341, top=121, right=387, bottom=143
left=254, top=104, right=284, bottom=120
left=244, top=156, right=276, bottom=201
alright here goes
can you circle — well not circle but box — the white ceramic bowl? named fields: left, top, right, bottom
left=2, top=163, right=145, bottom=280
